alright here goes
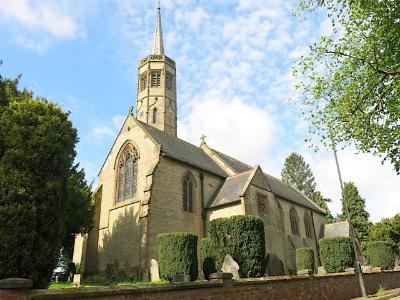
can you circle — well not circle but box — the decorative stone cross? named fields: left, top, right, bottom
left=200, top=134, right=206, bottom=145
left=128, top=106, right=134, bottom=116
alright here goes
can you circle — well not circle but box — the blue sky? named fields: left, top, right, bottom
left=0, top=0, right=398, bottom=222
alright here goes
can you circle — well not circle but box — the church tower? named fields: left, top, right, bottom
left=136, top=3, right=177, bottom=136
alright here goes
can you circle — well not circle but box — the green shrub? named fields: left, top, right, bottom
left=156, top=232, right=198, bottom=281
left=319, top=237, right=354, bottom=273
left=365, top=241, right=395, bottom=269
left=200, top=238, right=217, bottom=279
left=208, top=216, right=266, bottom=278
left=296, top=247, right=315, bottom=271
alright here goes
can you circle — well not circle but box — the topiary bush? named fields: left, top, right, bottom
left=208, top=215, right=266, bottom=278
left=319, top=237, right=354, bottom=273
left=365, top=241, right=395, bottom=269
left=200, top=238, right=217, bottom=279
left=296, top=247, right=315, bottom=271
left=156, top=232, right=198, bottom=281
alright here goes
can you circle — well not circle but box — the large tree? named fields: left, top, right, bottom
left=294, top=0, right=400, bottom=173
left=0, top=72, right=94, bottom=288
left=369, top=214, right=400, bottom=255
left=281, top=152, right=333, bottom=221
left=340, top=182, right=371, bottom=242
left=281, top=152, right=316, bottom=198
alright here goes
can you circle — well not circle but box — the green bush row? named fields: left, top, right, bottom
left=296, top=247, right=314, bottom=271
left=156, top=232, right=198, bottom=281
left=319, top=237, right=354, bottom=273
left=365, top=241, right=394, bottom=269
left=207, top=215, right=266, bottom=278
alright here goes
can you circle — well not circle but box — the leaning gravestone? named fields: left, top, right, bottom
left=221, top=254, right=240, bottom=279
left=150, top=259, right=160, bottom=281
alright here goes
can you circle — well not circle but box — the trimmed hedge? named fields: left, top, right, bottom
left=208, top=216, right=266, bottom=278
left=319, top=237, right=354, bottom=273
left=156, top=232, right=198, bottom=281
left=296, top=247, right=314, bottom=271
left=365, top=241, right=395, bottom=269
left=200, top=238, right=217, bottom=279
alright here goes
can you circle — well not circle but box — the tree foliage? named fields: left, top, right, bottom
left=339, top=182, right=371, bottom=242
left=281, top=152, right=333, bottom=221
left=0, top=72, right=94, bottom=288
left=369, top=214, right=400, bottom=255
left=294, top=0, right=400, bottom=173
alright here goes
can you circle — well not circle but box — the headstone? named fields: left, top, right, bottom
left=150, top=259, right=160, bottom=281
left=221, top=254, right=240, bottom=280
left=172, top=274, right=184, bottom=283
left=372, top=267, right=382, bottom=272
left=345, top=268, right=355, bottom=274
left=394, top=266, right=400, bottom=271
left=317, top=266, right=326, bottom=275
left=73, top=274, right=82, bottom=287
left=362, top=265, right=373, bottom=273
left=297, top=269, right=313, bottom=275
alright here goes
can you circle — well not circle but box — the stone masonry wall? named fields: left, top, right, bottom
left=24, top=270, right=400, bottom=300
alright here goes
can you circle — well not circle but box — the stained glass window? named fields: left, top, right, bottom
left=116, top=145, right=138, bottom=203
left=304, top=212, right=313, bottom=238
left=183, top=175, right=193, bottom=212
left=290, top=208, right=300, bottom=235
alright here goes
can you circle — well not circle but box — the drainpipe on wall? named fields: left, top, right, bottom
left=200, top=171, right=206, bottom=237
left=310, top=210, right=321, bottom=267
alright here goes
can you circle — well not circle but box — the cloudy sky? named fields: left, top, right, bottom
left=0, top=0, right=398, bottom=222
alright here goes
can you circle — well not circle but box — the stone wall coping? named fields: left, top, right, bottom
left=0, top=278, right=33, bottom=289
left=30, top=282, right=224, bottom=300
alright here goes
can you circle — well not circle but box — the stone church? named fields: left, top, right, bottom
left=73, top=4, right=327, bottom=278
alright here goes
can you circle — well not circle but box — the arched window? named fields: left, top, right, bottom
left=183, top=175, right=193, bottom=212
left=117, top=144, right=138, bottom=203
left=140, top=73, right=147, bottom=91
left=152, top=107, right=158, bottom=124
left=289, top=208, right=300, bottom=235
left=304, top=212, right=313, bottom=238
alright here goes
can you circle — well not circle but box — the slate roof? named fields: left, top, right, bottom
left=212, top=149, right=253, bottom=173
left=138, top=121, right=228, bottom=177
left=208, top=170, right=253, bottom=208
left=264, top=174, right=325, bottom=214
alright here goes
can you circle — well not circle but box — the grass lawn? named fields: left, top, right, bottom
left=48, top=279, right=168, bottom=289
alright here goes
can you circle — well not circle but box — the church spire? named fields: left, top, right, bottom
left=151, top=1, right=165, bottom=55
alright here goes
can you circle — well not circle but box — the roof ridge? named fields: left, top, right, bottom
left=226, top=168, right=254, bottom=179
left=212, top=148, right=252, bottom=169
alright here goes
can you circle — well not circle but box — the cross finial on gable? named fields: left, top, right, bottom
left=200, top=134, right=207, bottom=145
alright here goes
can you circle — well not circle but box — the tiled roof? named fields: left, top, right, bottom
left=212, top=149, right=253, bottom=173
left=138, top=121, right=228, bottom=177
left=264, top=174, right=325, bottom=214
left=208, top=170, right=253, bottom=208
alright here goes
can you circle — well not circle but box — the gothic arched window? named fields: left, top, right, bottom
left=151, top=71, right=161, bottom=87
left=290, top=208, right=300, bottom=235
left=304, top=212, right=313, bottom=238
left=140, top=73, right=147, bottom=91
left=117, top=144, right=138, bottom=203
left=152, top=107, right=158, bottom=124
left=183, top=175, right=193, bottom=212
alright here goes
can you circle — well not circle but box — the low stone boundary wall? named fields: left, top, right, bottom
left=2, top=270, right=400, bottom=300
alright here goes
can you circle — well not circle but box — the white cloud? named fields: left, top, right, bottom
left=0, top=0, right=78, bottom=38
left=305, top=149, right=400, bottom=223
left=178, top=96, right=278, bottom=167
left=92, top=126, right=115, bottom=139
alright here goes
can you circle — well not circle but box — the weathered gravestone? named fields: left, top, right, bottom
left=150, top=259, right=160, bottom=281
left=221, top=254, right=240, bottom=280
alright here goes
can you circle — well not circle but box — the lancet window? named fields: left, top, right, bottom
left=166, top=72, right=174, bottom=90
left=183, top=175, right=193, bottom=212
left=290, top=208, right=300, bottom=235
left=304, top=212, right=313, bottom=238
left=152, top=107, right=158, bottom=123
left=117, top=144, right=138, bottom=202
left=140, top=73, right=147, bottom=91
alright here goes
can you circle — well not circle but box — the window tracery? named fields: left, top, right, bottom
left=151, top=71, right=161, bottom=87
left=117, top=144, right=138, bottom=202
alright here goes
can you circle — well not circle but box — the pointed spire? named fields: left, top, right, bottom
left=151, top=0, right=165, bottom=55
